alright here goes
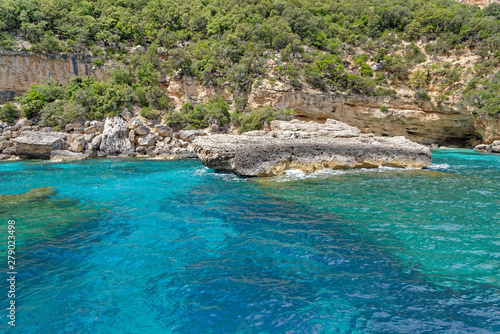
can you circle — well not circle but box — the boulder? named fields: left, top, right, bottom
left=0, top=140, right=12, bottom=151
left=135, top=126, right=149, bottom=136
left=193, top=119, right=432, bottom=177
left=129, top=130, right=136, bottom=143
left=69, top=134, right=85, bottom=153
left=13, top=131, right=67, bottom=159
left=120, top=108, right=133, bottom=121
left=491, top=141, right=500, bottom=153
left=99, top=116, right=133, bottom=156
left=371, top=63, right=384, bottom=71
left=127, top=117, right=143, bottom=130
left=2, top=146, right=16, bottom=155
left=50, top=150, right=88, bottom=162
left=474, top=140, right=500, bottom=153
left=65, top=122, right=83, bottom=132
left=84, top=125, right=100, bottom=134
left=177, top=129, right=199, bottom=142
left=137, top=134, right=156, bottom=146
left=154, top=124, right=172, bottom=137
left=91, top=134, right=102, bottom=148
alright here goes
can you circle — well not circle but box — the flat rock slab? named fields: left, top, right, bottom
left=13, top=131, right=67, bottom=159
left=193, top=119, right=432, bottom=177
left=50, top=150, right=89, bottom=162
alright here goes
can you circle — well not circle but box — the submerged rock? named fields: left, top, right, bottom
left=50, top=150, right=89, bottom=162
left=13, top=131, right=67, bottom=158
left=193, top=119, right=432, bottom=177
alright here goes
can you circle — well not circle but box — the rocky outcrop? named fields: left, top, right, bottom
left=13, top=131, right=67, bottom=158
left=0, top=50, right=105, bottom=101
left=474, top=140, right=500, bottom=153
left=99, top=116, right=134, bottom=156
left=473, top=116, right=500, bottom=144
left=193, top=119, right=432, bottom=177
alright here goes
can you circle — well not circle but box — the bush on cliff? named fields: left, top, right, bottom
left=140, top=107, right=161, bottom=121
left=238, top=106, right=295, bottom=133
left=39, top=100, right=89, bottom=130
left=18, top=80, right=66, bottom=119
left=165, top=98, right=230, bottom=129
left=0, top=103, right=19, bottom=125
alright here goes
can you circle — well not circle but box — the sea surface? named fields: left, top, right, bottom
left=0, top=149, right=498, bottom=333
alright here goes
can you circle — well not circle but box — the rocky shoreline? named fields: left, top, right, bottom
left=2, top=111, right=497, bottom=177
left=0, top=109, right=204, bottom=162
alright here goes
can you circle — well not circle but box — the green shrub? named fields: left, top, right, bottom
left=93, top=58, right=104, bottom=67
left=239, top=106, right=294, bottom=133
left=414, top=89, right=431, bottom=100
left=39, top=100, right=89, bottom=128
left=18, top=80, right=66, bottom=119
left=0, top=103, right=19, bottom=125
left=165, top=98, right=231, bottom=129
left=140, top=107, right=160, bottom=120
left=380, top=105, right=388, bottom=112
left=360, top=64, right=373, bottom=77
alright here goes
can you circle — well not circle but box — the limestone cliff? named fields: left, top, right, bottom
left=0, top=51, right=497, bottom=146
left=162, top=76, right=483, bottom=146
left=0, top=50, right=105, bottom=101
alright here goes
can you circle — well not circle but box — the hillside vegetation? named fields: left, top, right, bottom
left=1, top=0, right=500, bottom=128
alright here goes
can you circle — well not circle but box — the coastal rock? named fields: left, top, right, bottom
left=137, top=134, right=156, bottom=146
left=154, top=125, right=172, bottom=137
left=13, top=131, right=67, bottom=159
left=69, top=134, right=85, bottom=153
left=0, top=140, right=12, bottom=151
left=475, top=140, right=500, bottom=153
left=50, top=150, right=88, bottom=162
left=65, top=122, right=83, bottom=132
left=193, top=119, right=432, bottom=177
left=99, top=116, right=133, bottom=156
left=91, top=134, right=102, bottom=148
left=120, top=108, right=133, bottom=121
left=127, top=118, right=143, bottom=130
left=135, top=126, right=149, bottom=136
left=177, top=130, right=199, bottom=142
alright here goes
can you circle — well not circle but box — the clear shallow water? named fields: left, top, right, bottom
left=0, top=149, right=498, bottom=333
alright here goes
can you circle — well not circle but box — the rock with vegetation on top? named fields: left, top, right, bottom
left=13, top=131, right=67, bottom=159
left=193, top=119, right=432, bottom=177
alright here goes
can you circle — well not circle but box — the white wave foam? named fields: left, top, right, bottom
left=427, top=163, right=451, bottom=170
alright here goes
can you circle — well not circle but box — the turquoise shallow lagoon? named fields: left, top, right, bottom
left=0, top=149, right=499, bottom=333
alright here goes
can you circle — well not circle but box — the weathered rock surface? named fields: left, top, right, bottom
left=0, top=51, right=105, bottom=101
left=193, top=119, right=432, bottom=177
left=50, top=150, right=88, bottom=162
left=13, top=131, right=67, bottom=158
left=99, top=117, right=133, bottom=156
left=474, top=140, right=500, bottom=153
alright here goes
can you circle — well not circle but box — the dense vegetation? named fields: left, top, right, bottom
left=1, top=0, right=500, bottom=126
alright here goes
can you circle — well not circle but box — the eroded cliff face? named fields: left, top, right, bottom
left=0, top=51, right=105, bottom=101
left=0, top=51, right=496, bottom=146
left=163, top=76, right=484, bottom=146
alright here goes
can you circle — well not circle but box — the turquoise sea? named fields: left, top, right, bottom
left=0, top=149, right=499, bottom=333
